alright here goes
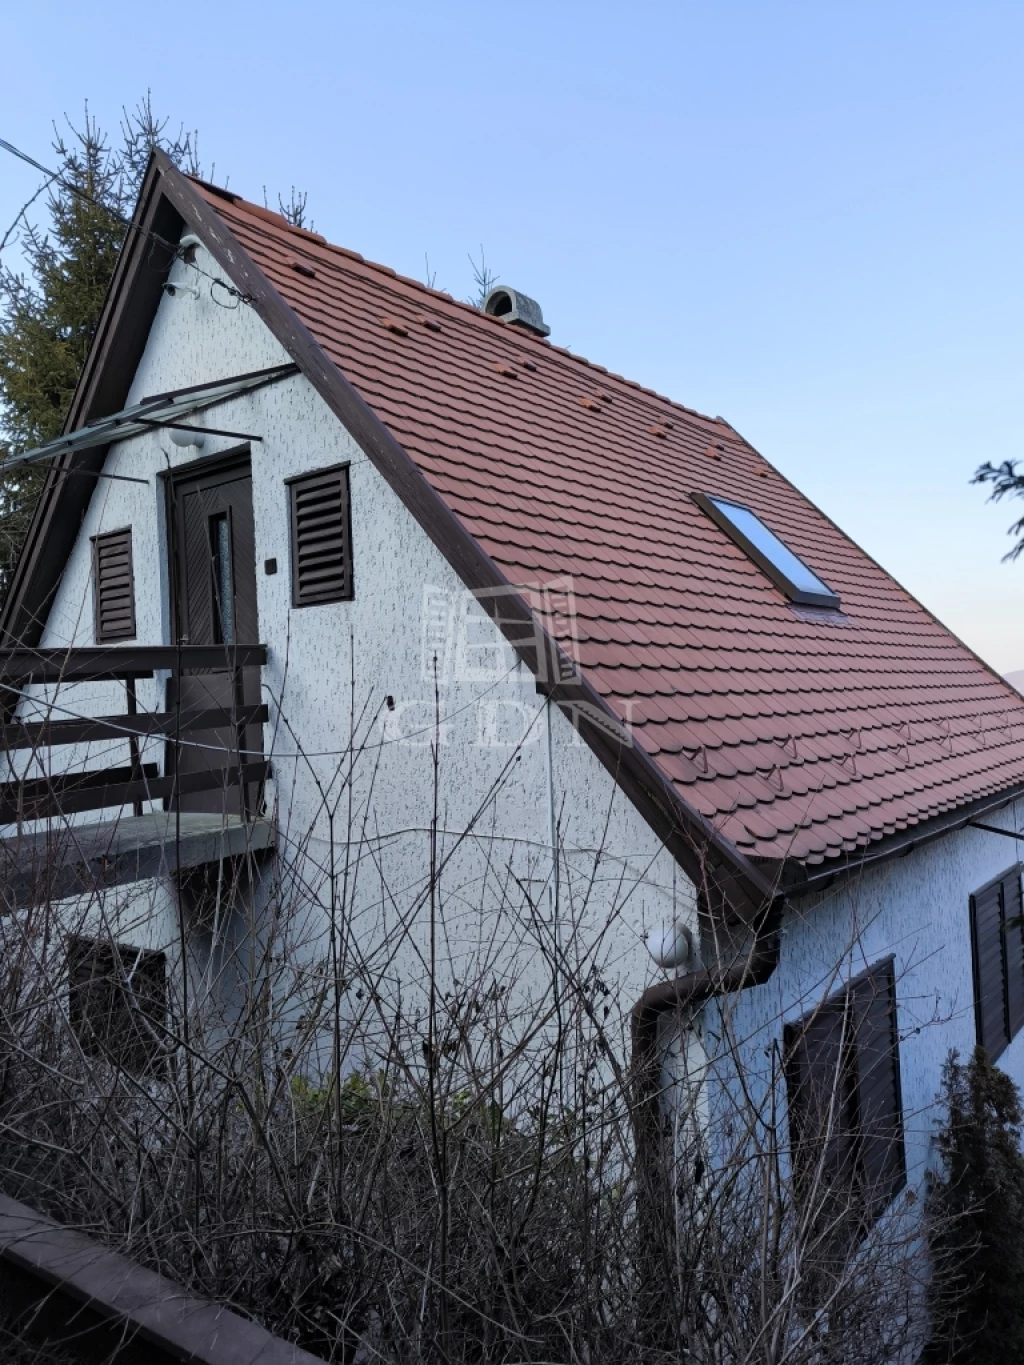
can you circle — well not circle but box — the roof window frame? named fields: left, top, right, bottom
left=691, top=491, right=840, bottom=611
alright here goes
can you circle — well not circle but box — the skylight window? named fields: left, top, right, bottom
left=692, top=492, right=840, bottom=610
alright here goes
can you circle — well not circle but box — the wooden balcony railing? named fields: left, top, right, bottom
left=0, top=644, right=269, bottom=826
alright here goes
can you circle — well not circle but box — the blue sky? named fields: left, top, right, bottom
left=2, top=1, right=1022, bottom=672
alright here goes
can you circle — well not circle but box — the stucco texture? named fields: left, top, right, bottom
left=13, top=237, right=1024, bottom=1176
left=14, top=242, right=697, bottom=1049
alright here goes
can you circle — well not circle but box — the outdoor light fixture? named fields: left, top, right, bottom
left=162, top=280, right=200, bottom=301
left=170, top=427, right=206, bottom=449
left=647, top=921, right=695, bottom=970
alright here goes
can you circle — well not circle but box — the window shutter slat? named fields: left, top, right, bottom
left=288, top=466, right=353, bottom=606
left=67, top=936, right=166, bottom=1076
left=92, top=528, right=137, bottom=643
left=972, top=882, right=1012, bottom=1058
left=784, top=1004, right=855, bottom=1202
left=850, top=962, right=905, bottom=1217
left=1005, top=872, right=1024, bottom=1039
left=785, top=958, right=906, bottom=1243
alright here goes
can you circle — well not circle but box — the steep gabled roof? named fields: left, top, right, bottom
left=7, top=151, right=1024, bottom=909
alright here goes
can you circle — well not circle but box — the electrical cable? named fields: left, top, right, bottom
left=0, top=134, right=253, bottom=307
left=0, top=137, right=75, bottom=192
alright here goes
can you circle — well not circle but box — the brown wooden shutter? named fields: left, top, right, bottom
left=287, top=465, right=353, bottom=606
left=784, top=1001, right=856, bottom=1208
left=972, top=875, right=1012, bottom=1058
left=786, top=959, right=906, bottom=1237
left=849, top=960, right=905, bottom=1218
left=1004, top=870, right=1024, bottom=1040
left=92, top=528, right=136, bottom=643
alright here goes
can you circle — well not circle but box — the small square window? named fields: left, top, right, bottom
left=67, top=937, right=167, bottom=1076
left=692, top=492, right=840, bottom=609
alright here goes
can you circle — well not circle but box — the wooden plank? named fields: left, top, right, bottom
left=0, top=813, right=275, bottom=910
left=0, top=765, right=158, bottom=824
left=0, top=643, right=267, bottom=681
left=0, top=761, right=270, bottom=824
left=2, top=704, right=268, bottom=751
left=0, top=1192, right=323, bottom=1363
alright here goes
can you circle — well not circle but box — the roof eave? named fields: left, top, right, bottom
left=772, top=778, right=1024, bottom=898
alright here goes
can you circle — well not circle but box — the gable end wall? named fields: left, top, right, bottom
left=22, top=241, right=698, bottom=1031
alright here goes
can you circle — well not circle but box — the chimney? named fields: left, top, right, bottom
left=482, top=285, right=550, bottom=337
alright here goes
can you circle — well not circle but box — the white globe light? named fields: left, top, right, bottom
left=170, top=427, right=206, bottom=449
left=647, top=921, right=693, bottom=970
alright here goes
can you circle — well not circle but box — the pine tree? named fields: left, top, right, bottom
left=925, top=1046, right=1024, bottom=1363
left=0, top=99, right=201, bottom=605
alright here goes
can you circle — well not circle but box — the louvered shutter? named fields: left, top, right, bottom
left=288, top=465, right=353, bottom=606
left=1004, top=870, right=1024, bottom=1040
left=849, top=960, right=905, bottom=1219
left=784, top=1001, right=856, bottom=1208
left=92, top=528, right=136, bottom=643
left=971, top=878, right=1010, bottom=1058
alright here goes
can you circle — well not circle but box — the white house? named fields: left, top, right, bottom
left=3, top=150, right=1024, bottom=1267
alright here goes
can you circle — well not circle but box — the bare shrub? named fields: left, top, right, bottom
left=0, top=694, right=956, bottom=1363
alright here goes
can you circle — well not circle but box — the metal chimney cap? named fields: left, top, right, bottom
left=482, top=285, right=550, bottom=337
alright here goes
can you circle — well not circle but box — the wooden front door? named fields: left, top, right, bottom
left=166, top=454, right=262, bottom=817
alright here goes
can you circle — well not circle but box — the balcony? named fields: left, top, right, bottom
left=0, top=644, right=272, bottom=910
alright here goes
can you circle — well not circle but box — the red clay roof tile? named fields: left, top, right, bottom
left=197, top=183, right=1024, bottom=869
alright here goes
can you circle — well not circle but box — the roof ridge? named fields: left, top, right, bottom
left=194, top=177, right=729, bottom=434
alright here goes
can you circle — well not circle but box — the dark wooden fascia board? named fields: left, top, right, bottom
left=0, top=159, right=181, bottom=649
left=152, top=152, right=776, bottom=921
left=64, top=162, right=180, bottom=435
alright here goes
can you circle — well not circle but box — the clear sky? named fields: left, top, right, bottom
left=2, top=1, right=1022, bottom=673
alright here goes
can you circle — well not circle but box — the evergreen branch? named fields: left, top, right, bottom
left=973, top=459, right=1024, bottom=561
left=0, top=175, right=58, bottom=258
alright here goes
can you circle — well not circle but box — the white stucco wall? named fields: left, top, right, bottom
left=12, top=242, right=697, bottom=1056
left=714, top=799, right=1024, bottom=1198
left=14, top=236, right=1024, bottom=1164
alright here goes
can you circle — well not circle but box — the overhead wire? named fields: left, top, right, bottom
left=0, top=134, right=253, bottom=307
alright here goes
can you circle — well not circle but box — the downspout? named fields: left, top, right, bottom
left=544, top=694, right=558, bottom=926
left=628, top=908, right=782, bottom=1339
